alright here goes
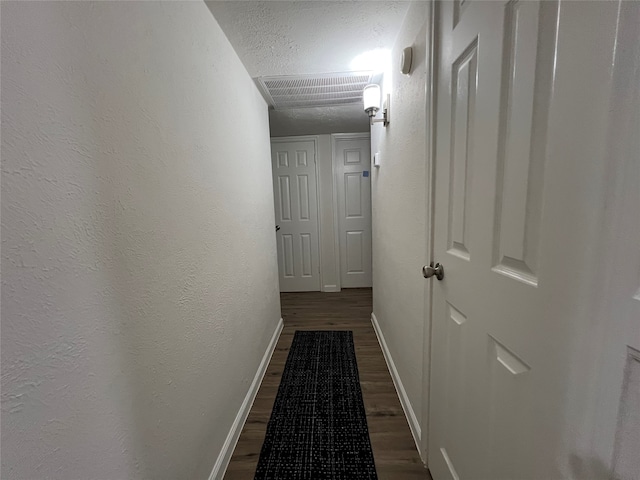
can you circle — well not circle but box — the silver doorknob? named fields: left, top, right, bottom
left=422, top=262, right=444, bottom=280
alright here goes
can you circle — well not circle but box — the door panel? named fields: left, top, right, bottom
left=281, top=234, right=294, bottom=278
left=272, top=139, right=320, bottom=292
left=278, top=176, right=292, bottom=221
left=428, top=1, right=633, bottom=479
left=491, top=0, right=548, bottom=287
left=345, top=173, right=363, bottom=217
left=346, top=231, right=364, bottom=273
left=334, top=136, right=372, bottom=288
left=448, top=39, right=476, bottom=261
left=297, top=175, right=309, bottom=219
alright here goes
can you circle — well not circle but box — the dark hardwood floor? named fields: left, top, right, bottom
left=224, top=288, right=432, bottom=480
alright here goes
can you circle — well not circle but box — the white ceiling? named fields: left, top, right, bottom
left=206, top=0, right=410, bottom=136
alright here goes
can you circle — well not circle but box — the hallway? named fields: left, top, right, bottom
left=2, top=1, right=639, bottom=478
left=225, top=289, right=431, bottom=480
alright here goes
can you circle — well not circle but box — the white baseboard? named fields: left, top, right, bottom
left=208, top=318, right=283, bottom=480
left=370, top=312, right=422, bottom=454
left=323, top=284, right=340, bottom=292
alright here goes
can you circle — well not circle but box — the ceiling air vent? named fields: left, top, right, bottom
left=257, top=72, right=373, bottom=110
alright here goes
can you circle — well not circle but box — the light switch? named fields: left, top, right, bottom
left=373, top=152, right=381, bottom=167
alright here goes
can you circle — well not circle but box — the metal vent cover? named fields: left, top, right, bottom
left=257, top=72, right=373, bottom=110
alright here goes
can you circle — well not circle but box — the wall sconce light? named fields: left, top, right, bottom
left=363, top=84, right=389, bottom=127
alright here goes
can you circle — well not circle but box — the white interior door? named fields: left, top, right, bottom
left=588, top=3, right=640, bottom=477
left=272, top=138, right=320, bottom=292
left=427, top=1, right=637, bottom=479
left=334, top=135, right=372, bottom=289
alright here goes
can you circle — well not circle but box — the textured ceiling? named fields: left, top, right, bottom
left=206, top=1, right=410, bottom=77
left=206, top=1, right=410, bottom=136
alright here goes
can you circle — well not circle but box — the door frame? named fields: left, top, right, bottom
left=331, top=132, right=372, bottom=291
left=421, top=0, right=438, bottom=464
left=271, top=135, right=322, bottom=291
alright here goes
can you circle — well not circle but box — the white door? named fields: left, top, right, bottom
left=334, top=135, right=372, bottom=289
left=271, top=138, right=320, bottom=292
left=427, top=1, right=638, bottom=479
left=588, top=3, right=640, bottom=477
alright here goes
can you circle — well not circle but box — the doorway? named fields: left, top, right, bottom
left=424, top=1, right=640, bottom=479
left=271, top=137, right=321, bottom=292
left=333, top=134, right=373, bottom=289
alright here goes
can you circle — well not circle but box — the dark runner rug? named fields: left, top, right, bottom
left=254, top=330, right=378, bottom=479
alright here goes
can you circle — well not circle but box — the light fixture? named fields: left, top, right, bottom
left=350, top=48, right=391, bottom=73
left=363, top=84, right=389, bottom=127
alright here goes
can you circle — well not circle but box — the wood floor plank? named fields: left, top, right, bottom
left=223, top=288, right=432, bottom=479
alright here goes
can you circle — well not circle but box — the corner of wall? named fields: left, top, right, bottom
left=208, top=318, right=283, bottom=480
left=370, top=312, right=423, bottom=457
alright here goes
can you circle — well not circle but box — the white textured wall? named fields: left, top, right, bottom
left=371, top=1, right=429, bottom=430
left=1, top=2, right=280, bottom=479
left=269, top=106, right=369, bottom=138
